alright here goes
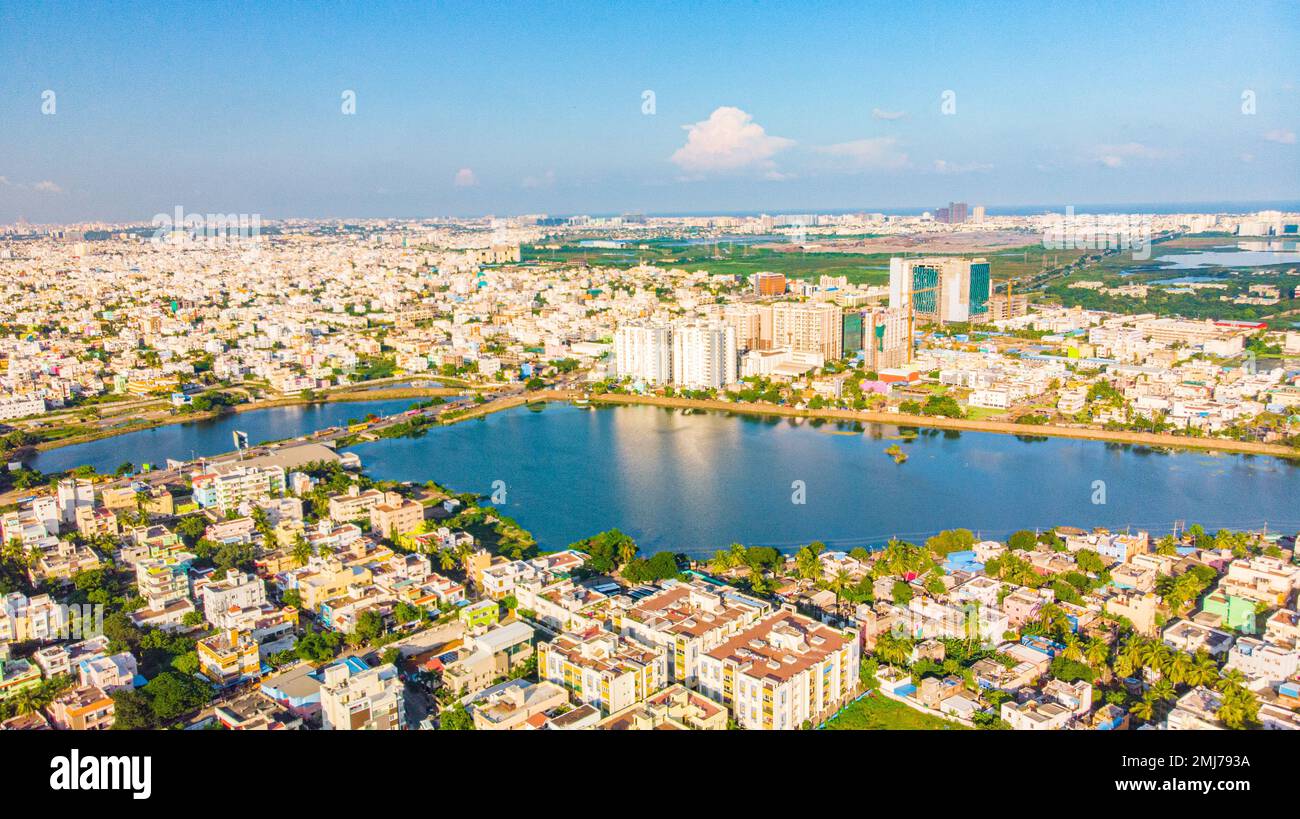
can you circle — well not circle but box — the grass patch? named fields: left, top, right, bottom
left=824, top=692, right=968, bottom=730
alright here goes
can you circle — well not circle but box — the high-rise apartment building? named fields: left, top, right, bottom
left=723, top=303, right=767, bottom=351
left=888, top=256, right=990, bottom=324
left=862, top=306, right=910, bottom=371
left=614, top=322, right=673, bottom=384
left=672, top=320, right=737, bottom=390
left=771, top=302, right=843, bottom=360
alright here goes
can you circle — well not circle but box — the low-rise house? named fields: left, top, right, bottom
left=1225, top=637, right=1300, bottom=684
left=465, top=679, right=567, bottom=730
left=1166, top=686, right=1224, bottom=730
left=197, top=629, right=262, bottom=687
left=596, top=683, right=728, bottom=730
left=78, top=652, right=138, bottom=692
left=47, top=685, right=114, bottom=730
left=0, top=657, right=42, bottom=700
left=441, top=620, right=536, bottom=698
left=1001, top=698, right=1073, bottom=730
left=320, top=657, right=405, bottom=731
left=1163, top=618, right=1235, bottom=657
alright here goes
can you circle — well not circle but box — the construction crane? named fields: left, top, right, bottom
left=904, top=282, right=942, bottom=365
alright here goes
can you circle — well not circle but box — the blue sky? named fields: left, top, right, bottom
left=1, top=0, right=1297, bottom=222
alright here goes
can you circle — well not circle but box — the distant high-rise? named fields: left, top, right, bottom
left=971, top=205, right=986, bottom=224
left=752, top=271, right=787, bottom=297
left=889, top=257, right=990, bottom=324
left=949, top=202, right=968, bottom=224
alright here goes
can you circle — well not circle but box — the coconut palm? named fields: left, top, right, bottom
left=1150, top=678, right=1176, bottom=703
left=438, top=549, right=457, bottom=572
left=1130, top=695, right=1156, bottom=724
left=1168, top=651, right=1193, bottom=687
left=827, top=568, right=854, bottom=612
left=1085, top=637, right=1110, bottom=672
left=1062, top=634, right=1084, bottom=662
left=1187, top=652, right=1219, bottom=688
left=795, top=543, right=824, bottom=583
left=291, top=533, right=314, bottom=568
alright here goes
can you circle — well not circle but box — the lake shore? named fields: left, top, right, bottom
left=569, top=392, right=1300, bottom=460
left=27, top=387, right=464, bottom=454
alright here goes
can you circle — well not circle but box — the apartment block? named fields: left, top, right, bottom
left=696, top=608, right=859, bottom=730
left=320, top=657, right=406, bottom=731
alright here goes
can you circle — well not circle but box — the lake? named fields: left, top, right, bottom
left=26, top=399, right=416, bottom=475
left=347, top=404, right=1300, bottom=556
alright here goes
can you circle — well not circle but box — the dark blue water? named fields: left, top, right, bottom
left=27, top=399, right=415, bottom=474
left=347, top=404, right=1300, bottom=556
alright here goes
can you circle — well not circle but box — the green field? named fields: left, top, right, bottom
left=1041, top=235, right=1300, bottom=325
left=823, top=692, right=968, bottom=730
left=523, top=238, right=1091, bottom=288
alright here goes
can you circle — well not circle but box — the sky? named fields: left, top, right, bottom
left=1, top=0, right=1297, bottom=222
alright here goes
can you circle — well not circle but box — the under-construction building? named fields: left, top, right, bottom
left=888, top=256, right=991, bottom=324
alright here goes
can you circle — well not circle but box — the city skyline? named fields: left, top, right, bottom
left=2, top=0, right=1298, bottom=223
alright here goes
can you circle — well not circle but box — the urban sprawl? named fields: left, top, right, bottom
left=0, top=206, right=1297, bottom=731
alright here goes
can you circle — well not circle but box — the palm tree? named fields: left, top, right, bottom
left=1168, top=652, right=1193, bottom=687
left=1187, top=652, right=1219, bottom=688
left=438, top=549, right=457, bottom=572
left=1062, top=634, right=1084, bottom=662
left=1217, top=668, right=1247, bottom=691
left=795, top=543, right=824, bottom=583
left=1130, top=695, right=1156, bottom=724
left=616, top=538, right=637, bottom=568
left=10, top=688, right=39, bottom=716
left=1085, top=637, right=1110, bottom=673
left=875, top=632, right=913, bottom=667
left=291, top=533, right=313, bottom=568
left=827, top=569, right=853, bottom=613
left=1150, top=678, right=1176, bottom=703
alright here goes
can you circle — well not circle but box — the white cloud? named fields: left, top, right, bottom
left=521, top=170, right=556, bottom=189
left=933, top=159, right=993, bottom=174
left=453, top=167, right=477, bottom=188
left=871, top=108, right=906, bottom=121
left=0, top=176, right=62, bottom=193
left=670, top=106, right=794, bottom=175
left=1093, top=142, right=1167, bottom=168
left=1263, top=129, right=1296, bottom=145
left=814, top=137, right=910, bottom=172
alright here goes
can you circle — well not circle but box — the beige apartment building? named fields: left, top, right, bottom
left=770, top=302, right=843, bottom=360
left=696, top=607, right=859, bottom=730
left=537, top=629, right=667, bottom=715
left=606, top=580, right=768, bottom=686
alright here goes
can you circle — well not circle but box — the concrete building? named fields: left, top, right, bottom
left=696, top=608, right=859, bottom=730
left=889, top=256, right=990, bottom=324
left=770, top=302, right=843, bottom=360
left=671, top=320, right=737, bottom=390
left=320, top=657, right=405, bottom=731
